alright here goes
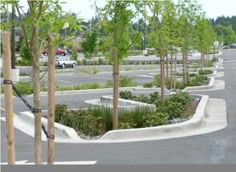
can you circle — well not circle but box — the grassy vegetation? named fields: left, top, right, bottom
left=143, top=72, right=210, bottom=89
left=55, top=91, right=196, bottom=137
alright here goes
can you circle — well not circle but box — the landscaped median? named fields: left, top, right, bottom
left=14, top=94, right=209, bottom=143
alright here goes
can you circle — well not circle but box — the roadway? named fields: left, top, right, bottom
left=1, top=49, right=236, bottom=164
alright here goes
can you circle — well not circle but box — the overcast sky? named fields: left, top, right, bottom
left=19, top=0, right=236, bottom=20
left=60, top=0, right=236, bottom=19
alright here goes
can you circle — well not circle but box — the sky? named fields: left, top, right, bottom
left=18, top=0, right=236, bottom=20
left=60, top=0, right=236, bottom=20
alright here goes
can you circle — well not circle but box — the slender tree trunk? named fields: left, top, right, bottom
left=32, top=28, right=42, bottom=165
left=203, top=51, right=205, bottom=67
left=47, top=35, right=55, bottom=165
left=200, top=51, right=204, bottom=70
left=205, top=50, right=208, bottom=66
left=182, top=50, right=187, bottom=85
left=3, top=32, right=15, bottom=164
left=173, top=52, right=177, bottom=90
left=170, top=47, right=173, bottom=90
left=113, top=47, right=119, bottom=129
left=166, top=52, right=169, bottom=88
left=160, top=48, right=165, bottom=104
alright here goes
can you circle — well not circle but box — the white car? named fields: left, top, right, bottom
left=55, top=56, right=77, bottom=68
left=39, top=54, right=48, bottom=64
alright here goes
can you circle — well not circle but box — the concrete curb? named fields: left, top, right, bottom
left=99, top=95, right=208, bottom=140
left=35, top=87, right=139, bottom=96
left=16, top=95, right=208, bottom=142
left=182, top=77, right=215, bottom=92
left=18, top=111, right=80, bottom=139
left=85, top=95, right=156, bottom=112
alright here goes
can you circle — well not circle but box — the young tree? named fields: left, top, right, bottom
left=195, top=17, right=215, bottom=69
left=81, top=31, right=98, bottom=60
left=177, top=0, right=202, bottom=85
left=147, top=0, right=175, bottom=103
left=98, top=0, right=140, bottom=129
left=12, top=0, right=81, bottom=164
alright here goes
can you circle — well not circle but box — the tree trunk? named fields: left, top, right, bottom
left=160, top=48, right=165, bottom=104
left=3, top=32, right=15, bottom=164
left=182, top=50, right=187, bottom=85
left=32, top=28, right=42, bottom=165
left=166, top=52, right=169, bottom=88
left=200, top=51, right=204, bottom=70
left=113, top=47, right=119, bottom=129
left=47, top=35, right=55, bottom=164
left=173, top=52, right=177, bottom=90
left=170, top=47, right=173, bottom=90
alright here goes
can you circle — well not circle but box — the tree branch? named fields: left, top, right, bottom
left=15, top=3, right=31, bottom=51
left=36, top=1, right=44, bottom=20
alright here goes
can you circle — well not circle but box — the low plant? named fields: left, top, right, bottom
left=14, top=82, right=33, bottom=95
left=55, top=104, right=67, bottom=122
left=79, top=66, right=99, bottom=74
left=55, top=92, right=194, bottom=137
left=198, top=70, right=213, bottom=75
left=187, top=75, right=208, bottom=86
left=106, top=76, right=137, bottom=87
left=143, top=112, right=169, bottom=127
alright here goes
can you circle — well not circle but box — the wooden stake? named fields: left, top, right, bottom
left=113, top=47, right=119, bottom=129
left=2, top=31, right=16, bottom=164
left=47, top=35, right=55, bottom=164
left=160, top=48, right=165, bottom=104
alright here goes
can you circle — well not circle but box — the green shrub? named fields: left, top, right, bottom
left=16, top=59, right=32, bottom=66
left=14, top=82, right=33, bottom=95
left=168, top=92, right=191, bottom=106
left=143, top=112, right=169, bottom=127
left=158, top=92, right=191, bottom=119
left=119, top=107, right=152, bottom=128
left=188, top=73, right=198, bottom=77
left=118, top=122, right=137, bottom=129
left=88, top=107, right=113, bottom=132
left=106, top=76, right=137, bottom=87
left=80, top=67, right=99, bottom=74
left=119, top=76, right=137, bottom=87
left=82, top=59, right=87, bottom=65
left=55, top=104, right=68, bottom=123
left=198, top=70, right=213, bottom=75
left=143, top=82, right=154, bottom=88
left=158, top=100, right=185, bottom=119
left=188, top=75, right=208, bottom=86
left=98, top=58, right=104, bottom=65
left=79, top=83, right=100, bottom=89
left=71, top=51, right=77, bottom=61
left=119, top=90, right=134, bottom=100
left=56, top=91, right=193, bottom=137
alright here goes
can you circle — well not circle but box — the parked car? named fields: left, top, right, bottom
left=65, top=48, right=72, bottom=55
left=39, top=54, right=48, bottom=64
left=229, top=43, right=236, bottom=49
left=42, top=48, right=67, bottom=56
left=55, top=48, right=67, bottom=56
left=55, top=56, right=77, bottom=68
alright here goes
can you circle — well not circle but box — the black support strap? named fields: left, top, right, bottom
left=3, top=80, right=13, bottom=85
left=3, top=81, right=55, bottom=139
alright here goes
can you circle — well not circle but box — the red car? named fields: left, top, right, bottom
left=42, top=48, right=67, bottom=56
left=55, top=48, right=67, bottom=56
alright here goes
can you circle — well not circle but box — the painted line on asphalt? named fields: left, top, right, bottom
left=0, top=160, right=97, bottom=165
left=137, top=75, right=154, bottom=78
left=223, top=60, right=236, bottom=63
